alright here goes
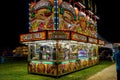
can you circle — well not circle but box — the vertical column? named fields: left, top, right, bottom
left=54, top=0, right=59, bottom=30
left=28, top=43, right=31, bottom=61
left=27, top=1, right=31, bottom=32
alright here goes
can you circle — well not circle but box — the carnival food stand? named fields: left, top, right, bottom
left=20, top=0, right=99, bottom=77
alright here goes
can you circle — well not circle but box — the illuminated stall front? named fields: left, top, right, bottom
left=20, top=0, right=100, bottom=77
left=20, top=30, right=99, bottom=76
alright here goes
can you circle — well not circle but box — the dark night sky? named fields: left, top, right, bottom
left=96, top=0, right=120, bottom=43
left=1, top=0, right=120, bottom=48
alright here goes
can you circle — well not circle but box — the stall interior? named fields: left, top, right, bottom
left=27, top=40, right=98, bottom=60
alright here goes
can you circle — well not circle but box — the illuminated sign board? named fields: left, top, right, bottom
left=88, top=37, right=98, bottom=44
left=20, top=31, right=46, bottom=42
left=71, top=32, right=87, bottom=42
left=98, top=40, right=105, bottom=45
left=48, top=30, right=70, bottom=40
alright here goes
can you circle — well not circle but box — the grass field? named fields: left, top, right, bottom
left=0, top=59, right=113, bottom=80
